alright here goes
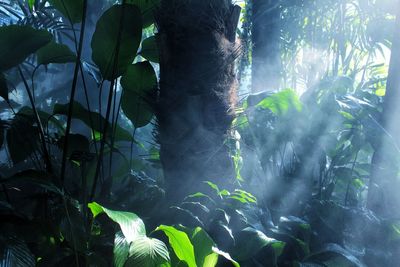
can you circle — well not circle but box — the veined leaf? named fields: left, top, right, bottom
left=156, top=225, right=197, bottom=267
left=126, top=237, right=170, bottom=267
left=88, top=202, right=146, bottom=242
left=114, top=231, right=130, bottom=267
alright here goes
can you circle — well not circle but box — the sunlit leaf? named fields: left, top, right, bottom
left=156, top=225, right=197, bottom=267
left=36, top=41, right=76, bottom=65
left=256, top=89, right=302, bottom=115
left=88, top=202, right=146, bottom=242
left=126, top=237, right=170, bottom=267
left=91, top=4, right=142, bottom=80
left=0, top=25, right=52, bottom=71
left=114, top=231, right=131, bottom=267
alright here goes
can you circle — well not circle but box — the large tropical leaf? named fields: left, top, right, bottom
left=88, top=202, right=146, bottom=242
left=126, top=0, right=160, bottom=27
left=114, top=231, right=131, bottom=267
left=256, top=89, right=303, bottom=115
left=233, top=227, right=284, bottom=261
left=155, top=225, right=197, bottom=267
left=49, top=0, right=84, bottom=24
left=140, top=36, right=159, bottom=62
left=36, top=41, right=76, bottom=65
left=53, top=101, right=133, bottom=141
left=125, top=237, right=170, bottom=267
left=91, top=4, right=142, bottom=80
left=0, top=25, right=52, bottom=71
left=120, top=61, right=157, bottom=128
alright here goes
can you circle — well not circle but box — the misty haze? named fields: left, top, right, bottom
left=0, top=0, right=399, bottom=266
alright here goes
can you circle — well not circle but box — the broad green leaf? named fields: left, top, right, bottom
left=228, top=189, right=257, bottom=204
left=256, top=89, right=302, bottom=115
left=233, top=227, right=283, bottom=261
left=88, top=202, right=146, bottom=242
left=126, top=0, right=160, bottom=27
left=121, top=61, right=157, bottom=128
left=156, top=225, right=197, bottom=267
left=176, top=226, right=215, bottom=267
left=125, top=237, right=170, bottom=267
left=204, top=181, right=221, bottom=195
left=53, top=101, right=132, bottom=141
left=36, top=41, right=76, bottom=65
left=49, top=0, right=84, bottom=24
left=91, top=4, right=142, bottom=80
left=0, top=73, right=9, bottom=102
left=140, top=36, right=159, bottom=62
left=0, top=25, right=52, bottom=71
left=114, top=231, right=130, bottom=267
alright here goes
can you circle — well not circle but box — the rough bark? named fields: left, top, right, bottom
left=368, top=9, right=400, bottom=218
left=251, top=0, right=282, bottom=92
left=156, top=0, right=241, bottom=202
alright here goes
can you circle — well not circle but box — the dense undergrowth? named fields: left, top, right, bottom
left=0, top=0, right=399, bottom=266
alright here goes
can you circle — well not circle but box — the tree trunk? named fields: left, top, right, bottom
left=367, top=8, right=400, bottom=218
left=251, top=0, right=282, bottom=92
left=157, top=0, right=241, bottom=202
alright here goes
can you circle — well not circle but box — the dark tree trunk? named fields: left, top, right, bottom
left=157, top=0, right=241, bottom=203
left=368, top=8, right=400, bottom=218
left=251, top=0, right=282, bottom=92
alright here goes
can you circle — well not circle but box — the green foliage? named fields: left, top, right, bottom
left=36, top=41, right=76, bottom=65
left=141, top=36, right=159, bottom=63
left=156, top=225, right=197, bottom=267
left=256, top=89, right=302, bottom=115
left=0, top=1, right=398, bottom=266
left=0, top=25, right=52, bottom=71
left=91, top=4, right=142, bottom=80
left=53, top=101, right=133, bottom=141
left=49, top=0, right=84, bottom=24
left=121, top=61, right=157, bottom=128
left=126, top=0, right=160, bottom=28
